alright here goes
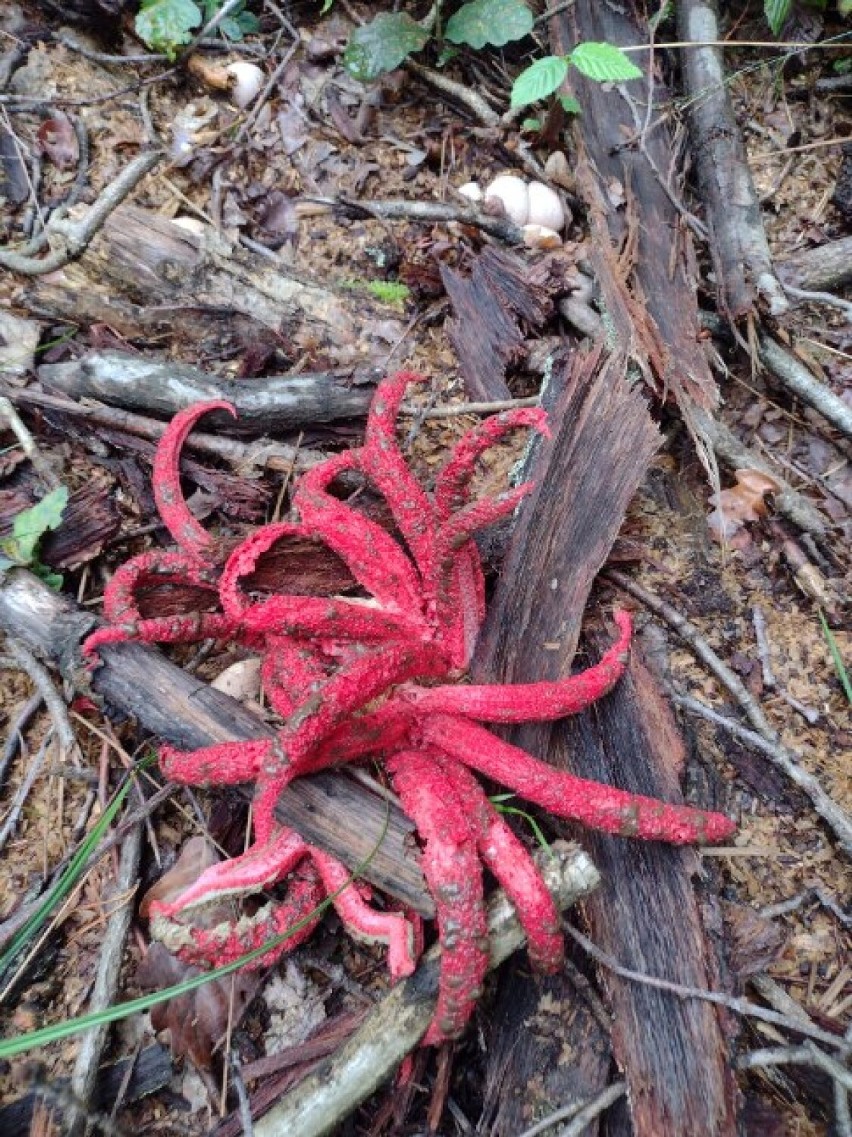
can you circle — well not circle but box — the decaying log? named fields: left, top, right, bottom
left=677, top=0, right=788, bottom=318
left=0, top=568, right=432, bottom=916
left=37, top=352, right=378, bottom=432
left=552, top=0, right=720, bottom=480
left=21, top=204, right=404, bottom=372
left=475, top=360, right=736, bottom=1135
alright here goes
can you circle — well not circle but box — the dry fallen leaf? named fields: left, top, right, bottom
left=707, top=468, right=781, bottom=543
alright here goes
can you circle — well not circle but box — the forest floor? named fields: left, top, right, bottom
left=0, top=2, right=850, bottom=1136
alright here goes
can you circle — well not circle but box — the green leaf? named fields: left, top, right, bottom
left=521, top=117, right=542, bottom=131
left=510, top=55, right=569, bottom=108
left=569, top=41, right=643, bottom=83
left=343, top=13, right=430, bottom=82
left=6, top=486, right=68, bottom=566
left=838, top=0, right=852, bottom=14
left=559, top=93, right=582, bottom=115
left=764, top=0, right=792, bottom=35
left=445, top=0, right=533, bottom=49
left=135, top=0, right=201, bottom=55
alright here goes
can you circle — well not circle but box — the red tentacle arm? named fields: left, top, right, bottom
left=434, top=753, right=563, bottom=973
left=434, top=407, right=550, bottom=520
left=359, top=370, right=437, bottom=586
left=422, top=715, right=737, bottom=845
left=152, top=400, right=237, bottom=559
left=402, top=611, right=632, bottom=723
left=310, top=850, right=419, bottom=980
left=100, top=550, right=220, bottom=625
left=389, top=748, right=489, bottom=1044
left=83, top=612, right=239, bottom=661
left=149, top=865, right=324, bottom=969
left=293, top=451, right=427, bottom=618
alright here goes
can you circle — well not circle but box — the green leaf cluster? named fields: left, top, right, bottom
left=510, top=42, right=643, bottom=109
left=343, top=0, right=533, bottom=83
left=0, top=485, right=68, bottom=589
left=135, top=0, right=258, bottom=57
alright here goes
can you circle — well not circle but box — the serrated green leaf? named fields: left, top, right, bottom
left=445, top=0, right=533, bottom=49
left=9, top=486, right=68, bottom=565
left=510, top=55, right=569, bottom=108
left=135, top=0, right=201, bottom=56
left=343, top=13, right=430, bottom=82
left=569, top=41, right=643, bottom=84
left=764, top=0, right=792, bottom=35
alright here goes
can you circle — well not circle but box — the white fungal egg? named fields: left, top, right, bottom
left=457, top=181, right=483, bottom=203
left=527, top=182, right=565, bottom=232
left=484, top=174, right=530, bottom=226
left=225, top=62, right=264, bottom=109
left=521, top=224, right=563, bottom=249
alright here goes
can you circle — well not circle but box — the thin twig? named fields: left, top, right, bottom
left=556, top=1082, right=627, bottom=1137
left=751, top=606, right=775, bottom=688
left=0, top=692, right=42, bottom=790
left=563, top=921, right=848, bottom=1052
left=322, top=195, right=525, bottom=245
left=1, top=640, right=80, bottom=763
left=67, top=822, right=143, bottom=1137
left=607, top=570, right=852, bottom=855
left=0, top=396, right=58, bottom=488
left=0, top=730, right=54, bottom=855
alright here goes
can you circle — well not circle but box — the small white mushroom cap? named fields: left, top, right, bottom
left=527, top=181, right=565, bottom=232
left=484, top=174, right=530, bottom=226
left=225, top=62, right=264, bottom=109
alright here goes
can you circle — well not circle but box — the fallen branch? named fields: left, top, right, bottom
left=0, top=150, right=161, bottom=276
left=677, top=0, right=788, bottom=317
left=36, top=351, right=379, bottom=431
left=67, top=823, right=143, bottom=1137
left=253, top=843, right=600, bottom=1137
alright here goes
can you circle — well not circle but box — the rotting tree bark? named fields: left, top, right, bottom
left=22, top=204, right=404, bottom=376
left=460, top=1, right=741, bottom=1131
left=470, top=350, right=659, bottom=1134
left=0, top=568, right=432, bottom=917
left=474, top=358, right=736, bottom=1137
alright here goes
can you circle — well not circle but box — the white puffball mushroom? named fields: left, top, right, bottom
left=484, top=174, right=530, bottom=226
left=527, top=181, right=565, bottom=232
left=226, top=62, right=264, bottom=109
left=457, top=181, right=483, bottom=203
left=522, top=224, right=562, bottom=249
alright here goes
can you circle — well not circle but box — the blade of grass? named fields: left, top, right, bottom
left=0, top=756, right=156, bottom=984
left=818, top=609, right=852, bottom=705
left=0, top=783, right=392, bottom=1060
